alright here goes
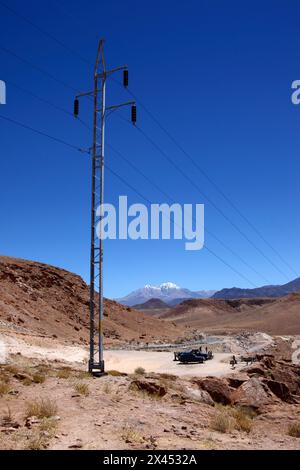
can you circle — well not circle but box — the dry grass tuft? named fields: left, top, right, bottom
left=134, top=367, right=145, bottom=375
left=210, top=409, right=233, bottom=433
left=158, top=373, right=177, bottom=381
left=107, top=370, right=125, bottom=377
left=39, top=417, right=58, bottom=435
left=121, top=425, right=144, bottom=444
left=288, top=422, right=300, bottom=438
left=4, top=364, right=20, bottom=375
left=32, top=373, right=46, bottom=384
left=56, top=368, right=72, bottom=379
left=233, top=409, right=253, bottom=433
left=1, top=407, right=13, bottom=426
left=0, top=380, right=10, bottom=396
left=74, top=382, right=89, bottom=396
left=211, top=405, right=254, bottom=434
left=25, top=398, right=58, bottom=419
left=76, top=371, right=91, bottom=380
left=25, top=431, right=48, bottom=450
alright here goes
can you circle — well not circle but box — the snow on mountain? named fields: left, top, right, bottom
left=116, top=283, right=216, bottom=306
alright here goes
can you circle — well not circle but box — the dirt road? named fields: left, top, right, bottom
left=0, top=332, right=239, bottom=377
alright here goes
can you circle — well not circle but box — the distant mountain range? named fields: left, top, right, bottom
left=212, top=277, right=300, bottom=299
left=117, top=277, right=300, bottom=305
left=116, top=282, right=216, bottom=306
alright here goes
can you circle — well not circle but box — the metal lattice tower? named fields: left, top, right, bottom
left=74, top=39, right=136, bottom=375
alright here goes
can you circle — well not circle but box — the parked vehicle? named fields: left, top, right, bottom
left=174, top=350, right=204, bottom=363
left=174, top=347, right=214, bottom=364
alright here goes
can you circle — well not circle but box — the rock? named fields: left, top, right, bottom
left=25, top=416, right=41, bottom=428
left=263, top=379, right=296, bottom=403
left=194, top=377, right=233, bottom=405
left=232, top=377, right=279, bottom=410
left=1, top=419, right=20, bottom=429
left=1, top=427, right=18, bottom=434
left=227, top=373, right=249, bottom=389
left=129, top=379, right=167, bottom=397
left=68, top=439, right=83, bottom=449
left=245, top=364, right=266, bottom=376
left=68, top=443, right=83, bottom=449
left=183, top=385, right=215, bottom=406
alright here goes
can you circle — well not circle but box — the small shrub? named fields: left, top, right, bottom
left=76, top=371, right=90, bottom=380
left=23, top=377, right=33, bottom=386
left=57, top=368, right=72, bottom=379
left=288, top=422, right=300, bottom=438
left=233, top=409, right=253, bottom=433
left=74, top=382, right=89, bottom=396
left=1, top=406, right=13, bottom=426
left=4, top=364, right=20, bottom=375
left=134, top=367, right=145, bottom=375
left=25, top=398, right=58, bottom=419
left=25, top=432, right=48, bottom=450
left=32, top=373, right=46, bottom=384
left=0, top=370, right=10, bottom=383
left=0, top=380, right=10, bottom=396
left=121, top=425, right=143, bottom=444
left=210, top=410, right=233, bottom=433
left=107, top=370, right=124, bottom=377
left=159, top=373, right=177, bottom=381
left=39, top=417, right=58, bottom=436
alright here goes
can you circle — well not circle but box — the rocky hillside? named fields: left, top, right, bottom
left=0, top=256, right=186, bottom=347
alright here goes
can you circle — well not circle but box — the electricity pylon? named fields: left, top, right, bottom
left=74, top=39, right=136, bottom=376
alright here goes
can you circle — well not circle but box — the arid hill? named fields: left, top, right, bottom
left=0, top=256, right=185, bottom=347
left=133, top=298, right=171, bottom=316
left=159, top=295, right=300, bottom=335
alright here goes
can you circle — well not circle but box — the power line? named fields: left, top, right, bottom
left=106, top=165, right=257, bottom=287
left=4, top=74, right=266, bottom=285
left=0, top=46, right=79, bottom=93
left=1, top=1, right=295, bottom=280
left=108, top=143, right=266, bottom=284
left=132, top=123, right=291, bottom=282
left=6, top=79, right=91, bottom=131
left=0, top=1, right=91, bottom=66
left=0, top=113, right=87, bottom=154
left=120, top=82, right=298, bottom=278
left=0, top=111, right=257, bottom=287
left=3, top=71, right=275, bottom=285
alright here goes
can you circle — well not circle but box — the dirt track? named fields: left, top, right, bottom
left=0, top=333, right=239, bottom=377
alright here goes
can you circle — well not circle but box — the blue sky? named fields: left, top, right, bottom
left=0, top=0, right=300, bottom=298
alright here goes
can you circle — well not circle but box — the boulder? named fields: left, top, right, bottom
left=194, top=377, right=233, bottom=405
left=227, top=373, right=249, bottom=389
left=232, top=376, right=279, bottom=410
left=245, top=364, right=266, bottom=377
left=263, top=379, right=298, bottom=403
left=129, top=379, right=167, bottom=397
left=182, top=385, right=214, bottom=406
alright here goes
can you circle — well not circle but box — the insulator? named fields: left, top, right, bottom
left=131, top=104, right=136, bottom=124
left=74, top=98, right=79, bottom=117
left=123, top=69, right=129, bottom=87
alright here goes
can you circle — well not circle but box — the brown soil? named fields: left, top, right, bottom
left=0, top=355, right=300, bottom=450
left=159, top=295, right=300, bottom=335
left=0, top=256, right=188, bottom=347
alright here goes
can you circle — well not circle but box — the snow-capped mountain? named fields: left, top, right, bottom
left=116, top=283, right=216, bottom=306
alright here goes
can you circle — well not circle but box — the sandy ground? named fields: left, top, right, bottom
left=0, top=332, right=240, bottom=377
left=105, top=350, right=238, bottom=377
